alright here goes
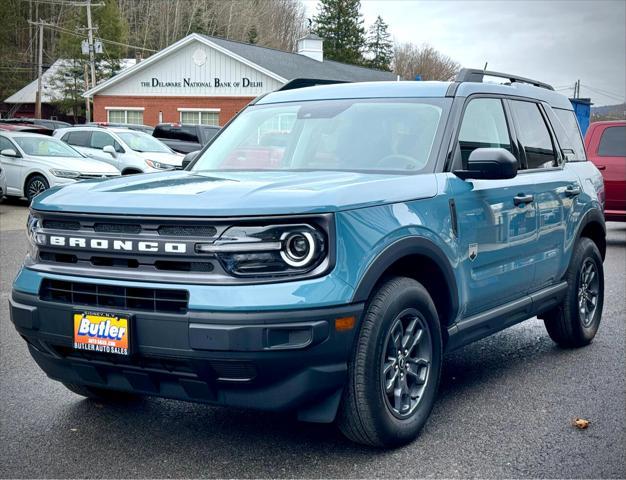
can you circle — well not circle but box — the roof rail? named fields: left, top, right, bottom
left=455, top=68, right=554, bottom=91
left=277, top=78, right=349, bottom=91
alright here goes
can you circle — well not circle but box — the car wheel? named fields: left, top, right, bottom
left=543, top=237, right=604, bottom=348
left=25, top=174, right=49, bottom=203
left=337, top=276, right=442, bottom=447
left=62, top=383, right=144, bottom=403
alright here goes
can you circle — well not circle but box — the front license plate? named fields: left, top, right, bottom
left=73, top=311, right=130, bottom=356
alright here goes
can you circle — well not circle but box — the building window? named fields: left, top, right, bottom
left=106, top=108, right=144, bottom=125
left=178, top=109, right=220, bottom=126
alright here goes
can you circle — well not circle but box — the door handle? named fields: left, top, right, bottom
left=565, top=185, right=581, bottom=197
left=597, top=165, right=606, bottom=170
left=513, top=194, right=534, bottom=206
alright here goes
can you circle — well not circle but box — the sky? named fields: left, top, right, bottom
left=302, top=0, right=626, bottom=106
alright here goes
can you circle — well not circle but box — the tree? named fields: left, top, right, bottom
left=313, top=0, right=366, bottom=65
left=393, top=43, right=460, bottom=81
left=366, top=15, right=393, bottom=71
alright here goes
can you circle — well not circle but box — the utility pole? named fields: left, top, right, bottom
left=84, top=63, right=91, bottom=121
left=85, top=0, right=97, bottom=122
left=34, top=19, right=44, bottom=119
left=86, top=0, right=97, bottom=92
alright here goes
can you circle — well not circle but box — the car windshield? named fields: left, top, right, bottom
left=14, top=136, right=83, bottom=157
left=118, top=131, right=172, bottom=153
left=191, top=98, right=448, bottom=174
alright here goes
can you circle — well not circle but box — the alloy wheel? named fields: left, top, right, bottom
left=578, top=258, right=600, bottom=327
left=28, top=179, right=47, bottom=200
left=380, top=308, right=432, bottom=418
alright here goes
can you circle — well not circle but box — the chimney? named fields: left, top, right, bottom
left=297, top=33, right=323, bottom=62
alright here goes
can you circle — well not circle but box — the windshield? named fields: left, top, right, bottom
left=14, top=136, right=83, bottom=158
left=191, top=98, right=448, bottom=174
left=118, top=131, right=172, bottom=153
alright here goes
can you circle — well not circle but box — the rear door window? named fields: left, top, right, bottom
left=510, top=100, right=557, bottom=169
left=64, top=130, right=91, bottom=147
left=598, top=126, right=626, bottom=157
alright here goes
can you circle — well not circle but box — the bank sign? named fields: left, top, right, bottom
left=141, top=77, right=263, bottom=89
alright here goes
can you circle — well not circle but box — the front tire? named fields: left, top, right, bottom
left=543, top=237, right=604, bottom=348
left=25, top=174, right=49, bottom=203
left=338, top=276, right=443, bottom=447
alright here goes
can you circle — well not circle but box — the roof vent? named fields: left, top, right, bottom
left=297, top=33, right=323, bottom=62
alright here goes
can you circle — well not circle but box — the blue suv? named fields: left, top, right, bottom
left=10, top=70, right=606, bottom=447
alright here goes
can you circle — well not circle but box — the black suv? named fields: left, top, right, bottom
left=152, top=123, right=220, bottom=154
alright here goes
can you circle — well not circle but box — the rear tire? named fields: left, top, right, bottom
left=25, top=174, right=49, bottom=203
left=543, top=237, right=604, bottom=347
left=337, top=276, right=442, bottom=447
left=63, top=383, right=143, bottom=403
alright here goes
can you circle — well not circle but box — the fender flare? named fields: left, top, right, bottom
left=351, top=236, right=459, bottom=324
left=574, top=207, right=606, bottom=258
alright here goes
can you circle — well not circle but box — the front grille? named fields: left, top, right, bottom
left=157, top=225, right=217, bottom=237
left=94, top=223, right=141, bottom=234
left=43, top=220, right=80, bottom=230
left=35, top=212, right=227, bottom=277
left=40, top=279, right=189, bottom=314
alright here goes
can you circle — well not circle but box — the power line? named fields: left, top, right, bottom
left=44, top=23, right=157, bottom=52
left=580, top=83, right=625, bottom=101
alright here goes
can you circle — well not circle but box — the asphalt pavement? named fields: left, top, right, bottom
left=1, top=199, right=624, bottom=478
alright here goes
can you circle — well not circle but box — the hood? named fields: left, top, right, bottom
left=30, top=155, right=120, bottom=174
left=32, top=170, right=438, bottom=216
left=135, top=151, right=183, bottom=167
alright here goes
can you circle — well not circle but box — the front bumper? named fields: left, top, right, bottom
left=10, top=289, right=363, bottom=422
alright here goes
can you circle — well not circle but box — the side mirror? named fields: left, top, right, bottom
left=182, top=150, right=199, bottom=170
left=102, top=145, right=117, bottom=157
left=454, top=148, right=518, bottom=180
left=0, top=148, right=19, bottom=158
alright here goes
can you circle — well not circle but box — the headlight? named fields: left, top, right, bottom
left=145, top=159, right=173, bottom=170
left=196, top=224, right=327, bottom=277
left=26, top=212, right=45, bottom=261
left=49, top=169, right=80, bottom=179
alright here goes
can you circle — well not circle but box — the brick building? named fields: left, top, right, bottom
left=84, top=33, right=396, bottom=127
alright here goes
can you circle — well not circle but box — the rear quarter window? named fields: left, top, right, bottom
left=598, top=126, right=626, bottom=157
left=154, top=126, right=199, bottom=142
left=553, top=108, right=586, bottom=161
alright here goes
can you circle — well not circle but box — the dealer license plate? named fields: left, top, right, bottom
left=73, top=311, right=130, bottom=356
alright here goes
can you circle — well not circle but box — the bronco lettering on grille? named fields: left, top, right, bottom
left=48, top=235, right=188, bottom=254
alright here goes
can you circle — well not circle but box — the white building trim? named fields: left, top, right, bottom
left=176, top=107, right=221, bottom=112
left=105, top=106, right=145, bottom=111
left=83, top=34, right=287, bottom=98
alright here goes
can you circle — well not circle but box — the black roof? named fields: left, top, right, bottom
left=203, top=35, right=396, bottom=83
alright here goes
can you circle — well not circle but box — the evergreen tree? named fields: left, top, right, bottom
left=366, top=15, right=393, bottom=71
left=313, top=0, right=366, bottom=65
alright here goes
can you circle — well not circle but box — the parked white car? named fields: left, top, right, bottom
left=0, top=132, right=120, bottom=202
left=54, top=126, right=184, bottom=174
left=0, top=159, right=7, bottom=199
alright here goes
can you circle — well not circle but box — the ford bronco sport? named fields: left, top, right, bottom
left=10, top=70, right=606, bottom=447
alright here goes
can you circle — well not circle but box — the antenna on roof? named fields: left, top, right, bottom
left=483, top=62, right=488, bottom=73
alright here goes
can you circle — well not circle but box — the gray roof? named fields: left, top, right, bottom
left=202, top=35, right=396, bottom=83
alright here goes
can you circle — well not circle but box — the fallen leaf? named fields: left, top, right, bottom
left=573, top=417, right=590, bottom=429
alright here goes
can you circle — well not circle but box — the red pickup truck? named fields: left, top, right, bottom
left=585, top=120, right=626, bottom=221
